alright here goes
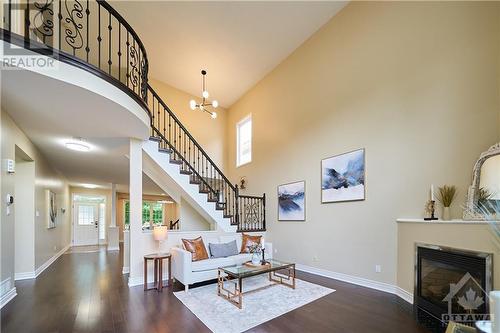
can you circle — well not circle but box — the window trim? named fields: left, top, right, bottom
left=236, top=114, right=252, bottom=168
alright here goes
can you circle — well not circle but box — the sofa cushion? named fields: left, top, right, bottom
left=240, top=233, right=262, bottom=253
left=181, top=237, right=209, bottom=262
left=191, top=257, right=235, bottom=272
left=219, top=235, right=242, bottom=252
left=209, top=240, right=238, bottom=258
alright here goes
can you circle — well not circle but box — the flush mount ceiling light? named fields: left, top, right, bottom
left=65, top=138, right=91, bottom=152
left=189, top=70, right=219, bottom=119
left=82, top=184, right=98, bottom=189
left=157, top=200, right=174, bottom=204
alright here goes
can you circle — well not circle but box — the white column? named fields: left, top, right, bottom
left=107, top=183, right=119, bottom=251
left=111, top=183, right=117, bottom=227
left=128, top=138, right=143, bottom=287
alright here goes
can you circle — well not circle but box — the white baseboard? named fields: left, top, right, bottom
left=128, top=272, right=171, bottom=287
left=34, top=244, right=71, bottom=278
left=122, top=266, right=130, bottom=274
left=296, top=264, right=414, bottom=304
left=0, top=278, right=17, bottom=309
left=396, top=286, right=414, bottom=304
left=107, top=246, right=120, bottom=251
left=15, top=272, right=36, bottom=281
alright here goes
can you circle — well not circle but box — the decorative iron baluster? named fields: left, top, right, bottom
left=33, top=0, right=54, bottom=44
left=85, top=0, right=89, bottom=62
left=118, top=22, right=121, bottom=82
left=129, top=40, right=139, bottom=90
left=64, top=0, right=84, bottom=56
left=107, top=11, right=112, bottom=74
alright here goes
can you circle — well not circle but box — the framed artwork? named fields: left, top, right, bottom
left=321, top=148, right=365, bottom=203
left=46, top=189, right=57, bottom=229
left=278, top=181, right=305, bottom=221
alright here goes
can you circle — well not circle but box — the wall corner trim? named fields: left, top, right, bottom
left=295, top=264, right=414, bottom=304
left=0, top=278, right=17, bottom=309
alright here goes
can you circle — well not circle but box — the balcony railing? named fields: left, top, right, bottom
left=2, top=0, right=149, bottom=110
left=1, top=0, right=266, bottom=232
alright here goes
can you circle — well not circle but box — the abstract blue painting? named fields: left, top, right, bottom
left=278, top=181, right=305, bottom=221
left=321, top=149, right=365, bottom=203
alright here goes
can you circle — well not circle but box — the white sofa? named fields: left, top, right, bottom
left=171, top=234, right=272, bottom=291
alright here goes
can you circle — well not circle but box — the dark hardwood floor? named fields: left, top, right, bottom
left=1, top=246, right=428, bottom=333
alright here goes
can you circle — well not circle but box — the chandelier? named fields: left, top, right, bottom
left=189, top=70, right=219, bottom=119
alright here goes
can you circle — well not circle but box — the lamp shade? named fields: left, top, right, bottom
left=153, top=225, right=168, bottom=241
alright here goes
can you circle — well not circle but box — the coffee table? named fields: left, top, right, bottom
left=217, top=259, right=295, bottom=309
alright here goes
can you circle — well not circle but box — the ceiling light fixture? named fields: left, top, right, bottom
left=189, top=70, right=218, bottom=119
left=157, top=200, right=174, bottom=204
left=82, top=184, right=98, bottom=189
left=65, top=138, right=91, bottom=152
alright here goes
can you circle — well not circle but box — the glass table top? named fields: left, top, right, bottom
left=220, top=259, right=294, bottom=278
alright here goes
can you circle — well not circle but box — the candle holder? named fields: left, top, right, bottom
left=261, top=248, right=268, bottom=265
left=424, top=200, right=439, bottom=221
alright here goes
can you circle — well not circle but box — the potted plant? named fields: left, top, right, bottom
left=436, top=185, right=457, bottom=220
left=247, top=243, right=262, bottom=265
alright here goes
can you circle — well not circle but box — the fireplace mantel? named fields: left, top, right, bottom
left=397, top=218, right=492, bottom=225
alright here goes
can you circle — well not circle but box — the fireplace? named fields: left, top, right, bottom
left=414, top=244, right=492, bottom=331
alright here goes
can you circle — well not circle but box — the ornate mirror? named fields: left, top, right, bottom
left=464, top=143, right=500, bottom=220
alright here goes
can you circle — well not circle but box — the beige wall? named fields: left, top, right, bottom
left=179, top=198, right=212, bottom=231
left=225, top=2, right=500, bottom=285
left=1, top=109, right=71, bottom=290
left=397, top=222, right=500, bottom=295
left=150, top=79, right=228, bottom=171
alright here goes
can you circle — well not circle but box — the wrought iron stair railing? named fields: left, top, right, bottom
left=1, top=0, right=266, bottom=232
left=148, top=85, right=266, bottom=231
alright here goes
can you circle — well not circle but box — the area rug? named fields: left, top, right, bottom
left=173, top=275, right=334, bottom=333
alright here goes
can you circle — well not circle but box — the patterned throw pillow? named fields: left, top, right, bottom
left=181, top=237, right=209, bottom=261
left=240, top=233, right=262, bottom=253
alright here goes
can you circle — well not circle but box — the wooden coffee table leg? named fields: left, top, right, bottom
left=144, top=258, right=148, bottom=291
left=154, top=259, right=158, bottom=290
left=159, top=259, right=163, bottom=291
left=168, top=256, right=171, bottom=286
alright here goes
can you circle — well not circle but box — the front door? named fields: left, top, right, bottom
left=74, top=203, right=99, bottom=246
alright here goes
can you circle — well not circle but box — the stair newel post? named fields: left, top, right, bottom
left=262, top=193, right=266, bottom=231
left=235, top=184, right=240, bottom=228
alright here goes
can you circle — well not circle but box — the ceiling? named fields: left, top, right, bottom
left=2, top=68, right=164, bottom=195
left=111, top=1, right=347, bottom=107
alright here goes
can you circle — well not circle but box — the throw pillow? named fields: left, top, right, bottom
left=181, top=237, right=209, bottom=261
left=240, top=233, right=262, bottom=253
left=209, top=240, right=238, bottom=258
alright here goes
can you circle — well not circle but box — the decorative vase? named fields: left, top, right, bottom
left=251, top=252, right=260, bottom=265
left=443, top=207, right=451, bottom=220
left=491, top=291, right=500, bottom=333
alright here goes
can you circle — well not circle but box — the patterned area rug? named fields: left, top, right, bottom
left=174, top=275, right=334, bottom=333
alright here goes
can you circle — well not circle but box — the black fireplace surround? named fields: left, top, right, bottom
left=414, top=244, right=492, bottom=331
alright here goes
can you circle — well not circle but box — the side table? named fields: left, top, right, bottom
left=144, top=253, right=171, bottom=292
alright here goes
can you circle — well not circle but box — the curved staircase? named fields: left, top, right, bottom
left=1, top=0, right=265, bottom=232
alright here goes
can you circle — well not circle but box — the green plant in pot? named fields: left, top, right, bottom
left=436, top=185, right=457, bottom=220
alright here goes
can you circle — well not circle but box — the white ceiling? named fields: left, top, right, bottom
left=111, top=1, right=347, bottom=107
left=2, top=68, right=164, bottom=195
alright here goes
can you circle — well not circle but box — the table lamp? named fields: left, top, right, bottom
left=153, top=225, right=168, bottom=254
